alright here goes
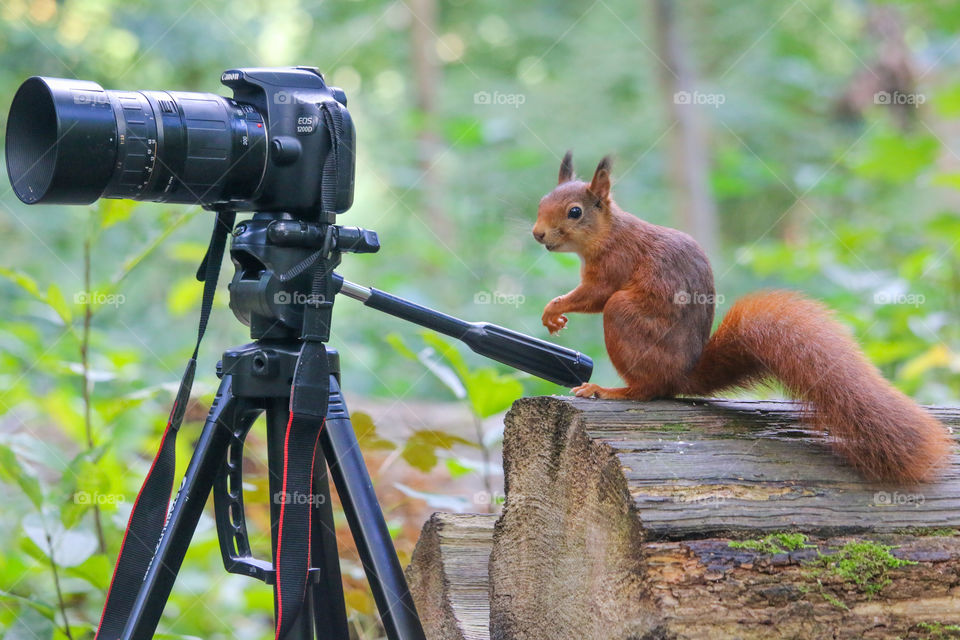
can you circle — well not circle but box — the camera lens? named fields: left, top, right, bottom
left=6, top=77, right=117, bottom=204
left=5, top=76, right=268, bottom=206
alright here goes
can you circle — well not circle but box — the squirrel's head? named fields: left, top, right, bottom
left=532, top=151, right=613, bottom=254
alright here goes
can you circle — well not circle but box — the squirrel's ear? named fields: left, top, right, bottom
left=589, top=155, right=613, bottom=201
left=558, top=150, right=574, bottom=184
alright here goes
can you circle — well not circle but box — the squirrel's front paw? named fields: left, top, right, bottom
left=541, top=310, right=568, bottom=334
left=572, top=383, right=602, bottom=398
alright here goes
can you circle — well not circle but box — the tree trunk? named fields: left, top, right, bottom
left=408, top=0, right=452, bottom=242
left=652, top=0, right=719, bottom=258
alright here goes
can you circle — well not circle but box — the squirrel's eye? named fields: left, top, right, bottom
left=567, top=206, right=583, bottom=220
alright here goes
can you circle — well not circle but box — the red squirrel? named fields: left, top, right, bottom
left=532, top=151, right=953, bottom=483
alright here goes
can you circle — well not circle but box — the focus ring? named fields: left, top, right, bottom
left=103, top=91, right=159, bottom=199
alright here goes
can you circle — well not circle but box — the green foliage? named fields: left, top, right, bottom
left=806, top=540, right=917, bottom=598
left=916, top=622, right=960, bottom=640
left=895, top=527, right=958, bottom=537
left=729, top=532, right=815, bottom=555
left=735, top=535, right=918, bottom=608
left=400, top=429, right=476, bottom=472
left=387, top=332, right=519, bottom=493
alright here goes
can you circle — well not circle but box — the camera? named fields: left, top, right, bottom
left=5, top=67, right=355, bottom=218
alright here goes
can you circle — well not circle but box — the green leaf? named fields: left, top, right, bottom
left=0, top=444, right=43, bottom=509
left=463, top=368, right=523, bottom=418
left=441, top=116, right=483, bottom=147
left=23, top=513, right=98, bottom=568
left=46, top=284, right=72, bottom=325
left=899, top=344, right=952, bottom=381
left=0, top=590, right=56, bottom=620
left=502, top=148, right=544, bottom=170
left=400, top=429, right=477, bottom=472
left=65, top=554, right=112, bottom=591
left=3, top=603, right=54, bottom=640
left=930, top=172, right=960, bottom=191
left=98, top=199, right=137, bottom=229
left=95, top=393, right=147, bottom=425
left=112, top=210, right=199, bottom=287
left=420, top=333, right=470, bottom=381
left=41, top=390, right=85, bottom=445
left=925, top=211, right=960, bottom=239
left=59, top=446, right=112, bottom=528
left=0, top=267, right=43, bottom=299
left=167, top=276, right=202, bottom=316
left=385, top=333, right=418, bottom=361
left=417, top=348, right=466, bottom=399
left=351, top=412, right=396, bottom=451
left=401, top=441, right=439, bottom=472
left=933, top=83, right=960, bottom=118
left=0, top=270, right=78, bottom=336
left=445, top=457, right=473, bottom=479
left=849, top=131, right=938, bottom=183
left=167, top=241, right=209, bottom=263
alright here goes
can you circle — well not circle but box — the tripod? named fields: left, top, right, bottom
left=98, top=211, right=593, bottom=640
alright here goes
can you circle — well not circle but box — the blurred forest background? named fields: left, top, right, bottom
left=2, top=0, right=960, bottom=638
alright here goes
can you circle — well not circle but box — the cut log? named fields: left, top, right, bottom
left=487, top=397, right=960, bottom=640
left=406, top=513, right=496, bottom=640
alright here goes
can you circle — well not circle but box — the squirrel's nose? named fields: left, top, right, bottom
left=533, top=229, right=546, bottom=243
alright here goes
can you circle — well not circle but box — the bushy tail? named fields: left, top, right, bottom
left=683, top=290, right=953, bottom=482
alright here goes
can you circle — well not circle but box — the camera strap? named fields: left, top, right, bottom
left=95, top=210, right=235, bottom=640
left=273, top=217, right=334, bottom=640
left=273, top=339, right=329, bottom=640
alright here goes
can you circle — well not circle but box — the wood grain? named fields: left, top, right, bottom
left=406, top=513, right=496, bottom=640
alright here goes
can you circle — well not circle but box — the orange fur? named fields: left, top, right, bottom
left=533, top=152, right=953, bottom=483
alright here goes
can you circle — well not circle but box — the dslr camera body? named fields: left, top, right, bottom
left=6, top=66, right=355, bottom=218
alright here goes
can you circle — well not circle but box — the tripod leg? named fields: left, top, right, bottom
left=122, top=375, right=245, bottom=640
left=320, top=377, right=426, bottom=640
left=309, top=458, right=350, bottom=639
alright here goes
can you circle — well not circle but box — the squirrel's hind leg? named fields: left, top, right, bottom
left=572, top=383, right=658, bottom=400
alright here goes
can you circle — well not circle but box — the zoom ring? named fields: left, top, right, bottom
left=103, top=91, right=159, bottom=199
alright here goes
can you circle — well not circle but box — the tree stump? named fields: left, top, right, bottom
left=406, top=513, right=496, bottom=640
left=408, top=397, right=960, bottom=639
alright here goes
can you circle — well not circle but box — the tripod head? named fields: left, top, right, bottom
left=227, top=211, right=593, bottom=388
left=227, top=212, right=372, bottom=339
